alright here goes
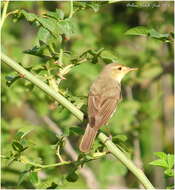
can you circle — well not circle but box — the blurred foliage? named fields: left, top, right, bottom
left=1, top=1, right=174, bottom=189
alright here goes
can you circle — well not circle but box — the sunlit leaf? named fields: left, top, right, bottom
left=125, top=26, right=150, bottom=36
left=164, top=169, right=174, bottom=177
left=149, top=159, right=168, bottom=168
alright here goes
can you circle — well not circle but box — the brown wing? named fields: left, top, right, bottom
left=88, top=85, right=121, bottom=130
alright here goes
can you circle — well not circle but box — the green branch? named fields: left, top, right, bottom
left=1, top=52, right=155, bottom=189
left=20, top=156, right=71, bottom=169
left=0, top=0, right=9, bottom=30
left=68, top=0, right=74, bottom=19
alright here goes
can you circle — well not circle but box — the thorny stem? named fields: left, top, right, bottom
left=0, top=0, right=9, bottom=30
left=1, top=53, right=155, bottom=189
left=20, top=152, right=106, bottom=169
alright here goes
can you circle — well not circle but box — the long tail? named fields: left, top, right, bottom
left=79, top=124, right=97, bottom=153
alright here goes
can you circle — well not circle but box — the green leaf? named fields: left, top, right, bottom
left=47, top=182, right=58, bottom=189
left=167, top=154, right=174, bottom=169
left=66, top=171, right=79, bottom=182
left=125, top=26, right=150, bottom=36
left=29, top=172, right=38, bottom=184
left=12, top=141, right=24, bottom=152
left=56, top=9, right=64, bottom=19
left=154, top=152, right=167, bottom=160
left=112, top=135, right=128, bottom=142
left=15, top=131, right=25, bottom=141
left=44, top=9, right=64, bottom=20
left=125, top=26, right=170, bottom=42
left=74, top=2, right=106, bottom=12
left=5, top=75, right=20, bottom=87
left=148, top=29, right=169, bottom=40
left=36, top=27, right=51, bottom=45
left=23, top=45, right=50, bottom=59
left=20, top=10, right=37, bottom=22
left=15, top=127, right=33, bottom=141
left=37, top=17, right=59, bottom=38
left=164, top=169, right=174, bottom=177
left=58, top=19, right=75, bottom=37
left=149, top=159, right=168, bottom=168
left=100, top=50, right=118, bottom=63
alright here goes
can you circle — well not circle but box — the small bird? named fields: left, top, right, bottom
left=79, top=63, right=137, bottom=152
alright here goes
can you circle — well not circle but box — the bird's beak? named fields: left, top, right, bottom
left=127, top=67, right=138, bottom=72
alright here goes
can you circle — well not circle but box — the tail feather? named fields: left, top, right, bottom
left=79, top=124, right=97, bottom=153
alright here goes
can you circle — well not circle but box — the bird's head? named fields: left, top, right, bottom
left=102, top=63, right=137, bottom=83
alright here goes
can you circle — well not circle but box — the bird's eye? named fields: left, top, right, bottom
left=118, top=67, right=122, bottom=70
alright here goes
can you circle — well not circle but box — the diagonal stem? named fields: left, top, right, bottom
left=1, top=52, right=155, bottom=189
left=0, top=0, right=9, bottom=30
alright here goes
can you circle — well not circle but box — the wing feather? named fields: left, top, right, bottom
left=88, top=84, right=121, bottom=130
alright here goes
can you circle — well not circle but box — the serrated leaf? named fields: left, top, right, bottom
left=29, top=172, right=38, bottom=184
left=154, top=152, right=167, bottom=160
left=36, top=27, right=51, bottom=45
left=149, top=159, right=168, bottom=168
left=37, top=17, right=59, bottom=38
left=44, top=9, right=64, bottom=20
left=125, top=26, right=170, bottom=42
left=167, top=154, right=174, bottom=169
left=125, top=26, right=150, bottom=36
left=66, top=171, right=79, bottom=182
left=20, top=10, right=37, bottom=22
left=58, top=19, right=74, bottom=37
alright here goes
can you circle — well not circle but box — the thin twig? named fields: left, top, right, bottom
left=20, top=156, right=71, bottom=168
